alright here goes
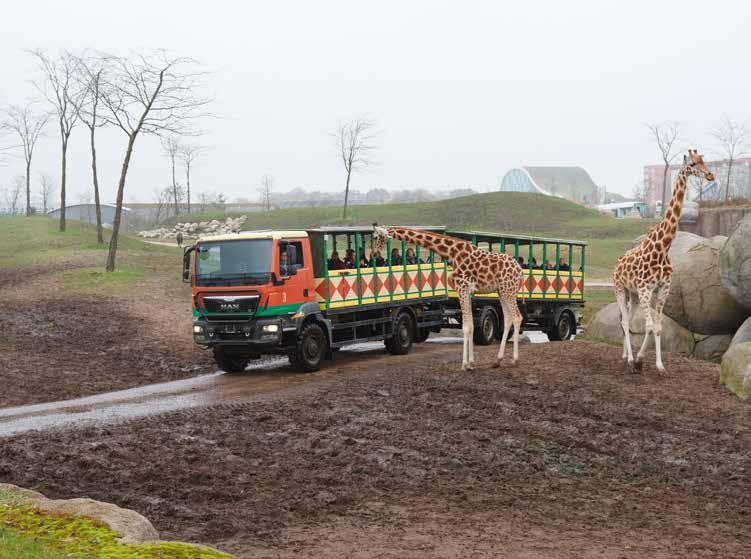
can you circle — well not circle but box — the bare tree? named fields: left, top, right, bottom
left=152, top=186, right=173, bottom=224
left=4, top=175, right=24, bottom=214
left=258, top=174, right=274, bottom=211
left=647, top=121, right=682, bottom=212
left=712, top=115, right=748, bottom=202
left=1, top=104, right=48, bottom=216
left=38, top=172, right=54, bottom=214
left=180, top=143, right=205, bottom=213
left=197, top=191, right=211, bottom=212
left=75, top=53, right=108, bottom=243
left=162, top=136, right=183, bottom=215
left=29, top=49, right=82, bottom=229
left=98, top=51, right=210, bottom=272
left=333, top=118, right=377, bottom=219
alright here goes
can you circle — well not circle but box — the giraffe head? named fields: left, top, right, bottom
left=684, top=149, right=715, bottom=182
left=372, top=222, right=390, bottom=251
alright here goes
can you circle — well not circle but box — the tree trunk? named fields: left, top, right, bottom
left=25, top=159, right=31, bottom=217
left=661, top=163, right=670, bottom=213
left=106, top=135, right=137, bottom=272
left=90, top=124, right=104, bottom=244
left=185, top=164, right=191, bottom=214
left=343, top=170, right=352, bottom=219
left=59, top=137, right=68, bottom=232
left=724, top=158, right=733, bottom=202
left=172, top=155, right=179, bottom=216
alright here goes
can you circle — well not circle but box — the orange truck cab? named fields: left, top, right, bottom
left=183, top=227, right=586, bottom=373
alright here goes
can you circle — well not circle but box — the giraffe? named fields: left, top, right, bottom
left=614, top=149, right=715, bottom=373
left=372, top=224, right=524, bottom=371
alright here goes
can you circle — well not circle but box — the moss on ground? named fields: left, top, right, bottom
left=0, top=495, right=235, bottom=559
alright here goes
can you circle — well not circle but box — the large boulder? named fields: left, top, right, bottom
left=720, top=214, right=751, bottom=311
left=720, top=342, right=751, bottom=399
left=692, top=334, right=733, bottom=363
left=663, top=234, right=747, bottom=335
left=586, top=302, right=696, bottom=356
left=730, top=317, right=751, bottom=349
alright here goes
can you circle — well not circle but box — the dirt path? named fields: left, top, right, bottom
left=1, top=340, right=749, bottom=558
left=0, top=339, right=462, bottom=437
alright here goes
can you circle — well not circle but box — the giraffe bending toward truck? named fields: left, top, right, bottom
left=614, top=150, right=715, bottom=373
left=373, top=224, right=524, bottom=371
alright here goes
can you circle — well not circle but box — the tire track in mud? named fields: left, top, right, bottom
left=0, top=339, right=464, bottom=438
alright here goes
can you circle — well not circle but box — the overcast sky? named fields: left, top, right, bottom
left=0, top=0, right=748, bottom=205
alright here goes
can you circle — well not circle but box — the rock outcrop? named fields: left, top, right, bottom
left=720, top=213, right=751, bottom=312
left=720, top=342, right=751, bottom=400
left=663, top=234, right=747, bottom=335
left=138, top=215, right=248, bottom=240
left=730, top=317, right=751, bottom=349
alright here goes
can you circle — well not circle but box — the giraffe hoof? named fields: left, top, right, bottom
left=492, top=360, right=502, bottom=369
left=632, top=359, right=643, bottom=373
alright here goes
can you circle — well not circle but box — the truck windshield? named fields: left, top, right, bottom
left=195, top=239, right=273, bottom=286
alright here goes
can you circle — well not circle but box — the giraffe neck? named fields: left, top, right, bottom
left=650, top=166, right=689, bottom=249
left=387, top=227, right=462, bottom=259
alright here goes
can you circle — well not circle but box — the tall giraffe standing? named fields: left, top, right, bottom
left=614, top=150, right=715, bottom=372
left=373, top=225, right=524, bottom=371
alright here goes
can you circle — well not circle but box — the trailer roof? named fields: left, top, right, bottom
left=448, top=230, right=587, bottom=246
left=306, top=226, right=447, bottom=234
left=198, top=230, right=308, bottom=242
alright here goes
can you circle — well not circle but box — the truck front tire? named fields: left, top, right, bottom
left=213, top=347, right=250, bottom=373
left=289, top=322, right=327, bottom=372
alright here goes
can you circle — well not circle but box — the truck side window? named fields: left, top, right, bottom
left=281, top=241, right=304, bottom=271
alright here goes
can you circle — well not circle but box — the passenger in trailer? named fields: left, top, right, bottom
left=359, top=254, right=370, bottom=268
left=328, top=251, right=346, bottom=270
left=390, top=247, right=402, bottom=265
left=405, top=247, right=422, bottom=265
left=344, top=248, right=357, bottom=268
left=518, top=256, right=527, bottom=269
left=370, top=251, right=386, bottom=267
left=558, top=259, right=570, bottom=271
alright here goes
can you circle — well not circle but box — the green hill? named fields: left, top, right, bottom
left=162, top=192, right=654, bottom=240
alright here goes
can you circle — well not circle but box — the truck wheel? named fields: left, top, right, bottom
left=548, top=310, right=575, bottom=342
left=473, top=307, right=498, bottom=346
left=385, top=312, right=415, bottom=355
left=213, top=347, right=250, bottom=373
left=289, top=322, right=327, bottom=372
left=414, top=327, right=431, bottom=343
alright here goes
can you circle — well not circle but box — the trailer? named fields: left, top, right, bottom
left=183, top=226, right=586, bottom=372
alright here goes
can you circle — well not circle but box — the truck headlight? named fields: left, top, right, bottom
left=262, top=324, right=279, bottom=333
left=193, top=325, right=204, bottom=334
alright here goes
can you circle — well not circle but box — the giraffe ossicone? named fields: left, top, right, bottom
left=372, top=224, right=524, bottom=371
left=613, top=149, right=715, bottom=373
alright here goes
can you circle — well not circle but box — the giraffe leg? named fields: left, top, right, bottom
left=620, top=291, right=633, bottom=361
left=652, top=281, right=670, bottom=373
left=459, top=288, right=474, bottom=371
left=615, top=288, right=634, bottom=367
left=509, top=294, right=522, bottom=365
left=494, top=296, right=511, bottom=368
left=634, top=287, right=655, bottom=372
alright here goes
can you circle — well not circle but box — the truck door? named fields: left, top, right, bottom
left=274, top=239, right=314, bottom=309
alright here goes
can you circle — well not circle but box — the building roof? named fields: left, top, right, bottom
left=46, top=203, right=131, bottom=214
left=500, top=166, right=599, bottom=203
left=522, top=166, right=598, bottom=199
left=596, top=201, right=644, bottom=211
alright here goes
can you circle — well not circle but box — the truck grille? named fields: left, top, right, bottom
left=202, top=294, right=260, bottom=320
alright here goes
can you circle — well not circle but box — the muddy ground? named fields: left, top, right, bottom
left=1, top=341, right=749, bottom=558
left=0, top=290, right=213, bottom=407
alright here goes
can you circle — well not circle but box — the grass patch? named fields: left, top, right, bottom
left=582, top=287, right=615, bottom=327
left=0, top=494, right=236, bottom=559
left=61, top=268, right=145, bottom=291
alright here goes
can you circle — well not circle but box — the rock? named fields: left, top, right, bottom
left=692, top=334, right=733, bottom=363
left=720, top=342, right=751, bottom=399
left=663, top=234, right=747, bottom=335
left=730, top=317, right=751, bottom=349
left=679, top=200, right=700, bottom=225
left=0, top=483, right=159, bottom=544
left=586, top=302, right=696, bottom=356
left=38, top=498, right=159, bottom=544
left=720, top=214, right=751, bottom=311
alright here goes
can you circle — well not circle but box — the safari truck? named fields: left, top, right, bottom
left=183, top=227, right=586, bottom=372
